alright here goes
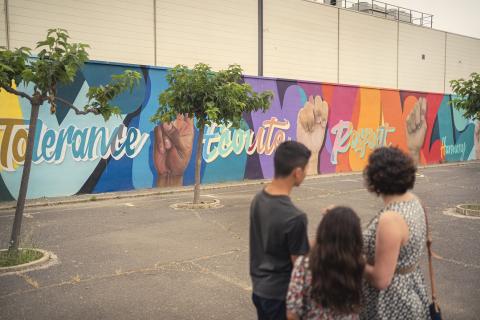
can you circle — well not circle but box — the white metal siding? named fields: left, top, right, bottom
left=8, top=0, right=155, bottom=65
left=156, top=0, right=258, bottom=75
left=445, top=33, right=480, bottom=93
left=339, top=10, right=397, bottom=88
left=2, top=1, right=480, bottom=94
left=398, top=23, right=445, bottom=93
left=263, top=0, right=338, bottom=82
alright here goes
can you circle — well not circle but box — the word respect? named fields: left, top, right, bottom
left=330, top=120, right=396, bottom=164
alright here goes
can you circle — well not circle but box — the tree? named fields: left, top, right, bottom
left=450, top=72, right=480, bottom=121
left=0, top=29, right=141, bottom=252
left=151, top=63, right=273, bottom=204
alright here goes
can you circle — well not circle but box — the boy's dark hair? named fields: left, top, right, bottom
left=274, top=141, right=311, bottom=178
left=363, top=146, right=416, bottom=196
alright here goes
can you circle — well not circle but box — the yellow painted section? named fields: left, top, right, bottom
left=0, top=84, right=25, bottom=172
left=0, top=85, right=24, bottom=118
left=348, top=88, right=382, bottom=171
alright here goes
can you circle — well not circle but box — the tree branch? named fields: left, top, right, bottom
left=54, top=96, right=99, bottom=116
left=1, top=85, right=33, bottom=102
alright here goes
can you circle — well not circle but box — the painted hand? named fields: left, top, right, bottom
left=153, top=115, right=194, bottom=187
left=296, top=96, right=329, bottom=175
left=475, top=121, right=480, bottom=160
left=406, top=97, right=427, bottom=164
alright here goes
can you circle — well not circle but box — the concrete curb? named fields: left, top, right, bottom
left=0, top=160, right=478, bottom=211
left=455, top=204, right=480, bottom=217
left=0, top=248, right=50, bottom=273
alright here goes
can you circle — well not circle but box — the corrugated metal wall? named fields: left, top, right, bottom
left=8, top=0, right=155, bottom=65
left=338, top=10, right=397, bottom=88
left=398, top=24, right=445, bottom=93
left=3, top=0, right=479, bottom=93
left=445, top=33, right=480, bottom=93
left=263, top=0, right=338, bottom=82
left=156, top=0, right=258, bottom=75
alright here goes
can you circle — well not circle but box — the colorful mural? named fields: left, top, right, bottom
left=0, top=61, right=477, bottom=201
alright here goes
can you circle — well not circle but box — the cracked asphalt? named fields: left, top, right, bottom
left=0, top=162, right=479, bottom=320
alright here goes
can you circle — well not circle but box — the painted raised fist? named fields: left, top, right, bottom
left=406, top=97, right=427, bottom=164
left=296, top=95, right=329, bottom=175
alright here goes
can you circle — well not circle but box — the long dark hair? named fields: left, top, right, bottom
left=309, top=206, right=365, bottom=314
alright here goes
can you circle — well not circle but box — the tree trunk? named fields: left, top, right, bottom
left=9, top=103, right=40, bottom=252
left=193, top=125, right=204, bottom=204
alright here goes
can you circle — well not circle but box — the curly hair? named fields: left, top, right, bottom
left=309, top=206, right=365, bottom=314
left=363, top=146, right=417, bottom=196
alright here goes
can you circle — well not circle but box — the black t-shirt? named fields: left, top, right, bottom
left=249, top=189, right=309, bottom=300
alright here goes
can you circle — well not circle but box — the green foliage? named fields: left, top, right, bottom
left=450, top=72, right=480, bottom=121
left=33, top=28, right=90, bottom=93
left=151, top=63, right=273, bottom=128
left=0, top=47, right=31, bottom=87
left=85, top=70, right=142, bottom=121
left=0, top=28, right=141, bottom=121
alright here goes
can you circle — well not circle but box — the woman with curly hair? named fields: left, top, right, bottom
left=286, top=206, right=365, bottom=320
left=361, top=146, right=429, bottom=319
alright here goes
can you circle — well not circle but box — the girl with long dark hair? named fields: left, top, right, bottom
left=286, top=206, right=365, bottom=320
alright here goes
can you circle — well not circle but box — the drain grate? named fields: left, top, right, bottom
left=170, top=198, right=223, bottom=210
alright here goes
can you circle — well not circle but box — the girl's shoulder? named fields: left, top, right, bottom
left=293, top=255, right=309, bottom=271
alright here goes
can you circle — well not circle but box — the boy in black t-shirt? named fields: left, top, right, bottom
left=249, top=141, right=311, bottom=320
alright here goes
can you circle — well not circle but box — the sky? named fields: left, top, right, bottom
left=388, top=0, right=480, bottom=38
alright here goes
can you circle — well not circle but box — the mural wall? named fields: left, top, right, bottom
left=0, top=62, right=478, bottom=201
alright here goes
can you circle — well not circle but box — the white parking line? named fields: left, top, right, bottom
left=0, top=211, right=39, bottom=219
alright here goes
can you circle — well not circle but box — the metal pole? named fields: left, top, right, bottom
left=4, top=0, right=10, bottom=50
left=410, top=10, right=412, bottom=23
left=443, top=32, right=447, bottom=93
left=396, top=17, right=399, bottom=88
left=258, top=0, right=263, bottom=76
left=153, top=0, right=157, bottom=66
left=421, top=12, right=424, bottom=26
left=337, top=7, right=340, bottom=83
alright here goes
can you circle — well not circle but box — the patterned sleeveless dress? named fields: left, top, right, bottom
left=360, top=198, right=430, bottom=320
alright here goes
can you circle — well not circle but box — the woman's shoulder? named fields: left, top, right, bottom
left=376, top=210, right=409, bottom=242
left=379, top=210, right=406, bottom=221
